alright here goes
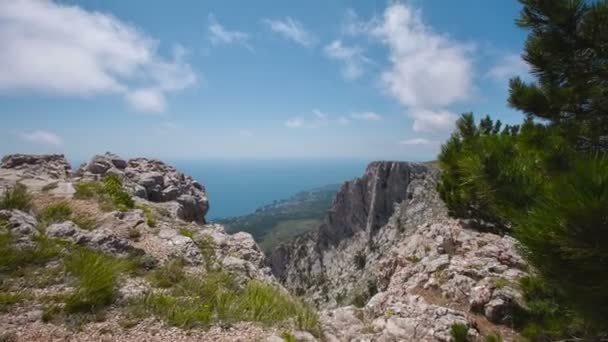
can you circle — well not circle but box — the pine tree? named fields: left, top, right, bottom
left=509, top=0, right=608, bottom=143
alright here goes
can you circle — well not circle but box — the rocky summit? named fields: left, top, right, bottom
left=0, top=154, right=529, bottom=341
left=271, top=161, right=528, bottom=341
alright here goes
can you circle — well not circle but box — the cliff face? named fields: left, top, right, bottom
left=271, top=161, right=528, bottom=341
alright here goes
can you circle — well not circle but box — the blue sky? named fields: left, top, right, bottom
left=0, top=0, right=530, bottom=161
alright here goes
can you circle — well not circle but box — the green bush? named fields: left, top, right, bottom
left=39, top=202, right=72, bottom=225
left=74, top=181, right=102, bottom=199
left=450, top=323, right=469, bottom=342
left=0, top=184, right=31, bottom=211
left=103, top=175, right=134, bottom=210
left=64, top=248, right=129, bottom=313
left=483, top=332, right=503, bottom=342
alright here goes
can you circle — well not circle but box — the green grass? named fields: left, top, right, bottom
left=0, top=184, right=32, bottom=211
left=74, top=176, right=134, bottom=212
left=39, top=202, right=72, bottom=225
left=179, top=227, right=194, bottom=239
left=64, top=248, right=130, bottom=313
left=71, top=214, right=97, bottom=230
left=484, top=332, right=503, bottom=342
left=0, top=232, right=62, bottom=275
left=0, top=292, right=27, bottom=312
left=129, top=271, right=320, bottom=335
left=137, top=205, right=158, bottom=227
left=450, top=323, right=469, bottom=342
left=147, top=258, right=185, bottom=288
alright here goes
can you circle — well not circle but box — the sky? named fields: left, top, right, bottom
left=0, top=0, right=531, bottom=162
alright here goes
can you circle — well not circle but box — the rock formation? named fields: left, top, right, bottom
left=271, top=161, right=528, bottom=341
left=0, top=154, right=530, bottom=341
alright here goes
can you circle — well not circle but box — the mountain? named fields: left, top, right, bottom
left=1, top=153, right=530, bottom=341
left=270, top=161, right=528, bottom=341
left=217, top=184, right=340, bottom=252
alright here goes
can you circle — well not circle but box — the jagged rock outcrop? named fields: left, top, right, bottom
left=271, top=161, right=528, bottom=341
left=0, top=154, right=74, bottom=195
left=76, top=152, right=209, bottom=223
left=0, top=153, right=288, bottom=342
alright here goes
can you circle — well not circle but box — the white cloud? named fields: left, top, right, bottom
left=410, top=109, right=458, bottom=133
left=399, top=138, right=434, bottom=146
left=287, top=109, right=383, bottom=128
left=208, top=14, right=252, bottom=51
left=263, top=17, right=314, bottom=47
left=337, top=116, right=351, bottom=125
left=373, top=3, right=473, bottom=109
left=360, top=3, right=473, bottom=133
left=487, top=54, right=529, bottom=82
left=126, top=88, right=166, bottom=113
left=0, top=0, right=196, bottom=113
left=324, top=40, right=370, bottom=80
left=286, top=117, right=305, bottom=128
left=350, top=111, right=382, bottom=121
left=20, top=130, right=63, bottom=146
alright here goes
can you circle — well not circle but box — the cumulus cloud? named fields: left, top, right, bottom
left=487, top=54, right=530, bottom=82
left=350, top=111, right=382, bottom=121
left=286, top=109, right=382, bottom=128
left=399, top=138, right=435, bottom=146
left=126, top=88, right=166, bottom=113
left=208, top=14, right=252, bottom=51
left=324, top=40, right=371, bottom=80
left=410, top=109, right=458, bottom=133
left=263, top=17, right=314, bottom=47
left=0, top=0, right=196, bottom=113
left=351, top=3, right=474, bottom=133
left=20, top=130, right=63, bottom=146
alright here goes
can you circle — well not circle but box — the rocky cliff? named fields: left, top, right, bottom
left=271, top=161, right=528, bottom=341
left=0, top=153, right=313, bottom=342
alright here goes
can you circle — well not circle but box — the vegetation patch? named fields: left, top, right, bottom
left=0, top=184, right=32, bottom=211
left=64, top=248, right=130, bottom=313
left=0, top=291, right=27, bottom=312
left=39, top=201, right=72, bottom=225
left=130, top=271, right=320, bottom=335
left=450, top=323, right=469, bottom=342
left=354, top=250, right=366, bottom=270
left=147, top=258, right=185, bottom=288
left=74, top=175, right=134, bottom=212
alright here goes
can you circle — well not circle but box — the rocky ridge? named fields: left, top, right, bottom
left=0, top=153, right=303, bottom=342
left=271, top=161, right=528, bottom=341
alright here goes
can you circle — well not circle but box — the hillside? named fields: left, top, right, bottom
left=218, top=184, right=339, bottom=252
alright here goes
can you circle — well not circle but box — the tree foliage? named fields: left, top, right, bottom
left=438, top=0, right=608, bottom=337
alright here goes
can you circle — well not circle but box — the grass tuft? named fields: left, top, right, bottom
left=0, top=184, right=31, bottom=211
left=39, top=202, right=72, bottom=225
left=147, top=258, right=185, bottom=288
left=64, top=248, right=129, bottom=313
left=450, top=323, right=469, bottom=342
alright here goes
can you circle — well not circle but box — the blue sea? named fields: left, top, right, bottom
left=170, top=160, right=369, bottom=219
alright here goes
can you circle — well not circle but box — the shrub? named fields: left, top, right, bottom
left=39, top=202, right=72, bottom=225
left=103, top=175, right=134, bottom=210
left=450, top=323, right=469, bottom=342
left=0, top=184, right=31, bottom=211
left=64, top=248, right=129, bottom=313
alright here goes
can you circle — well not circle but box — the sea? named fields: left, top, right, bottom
left=169, top=159, right=369, bottom=220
